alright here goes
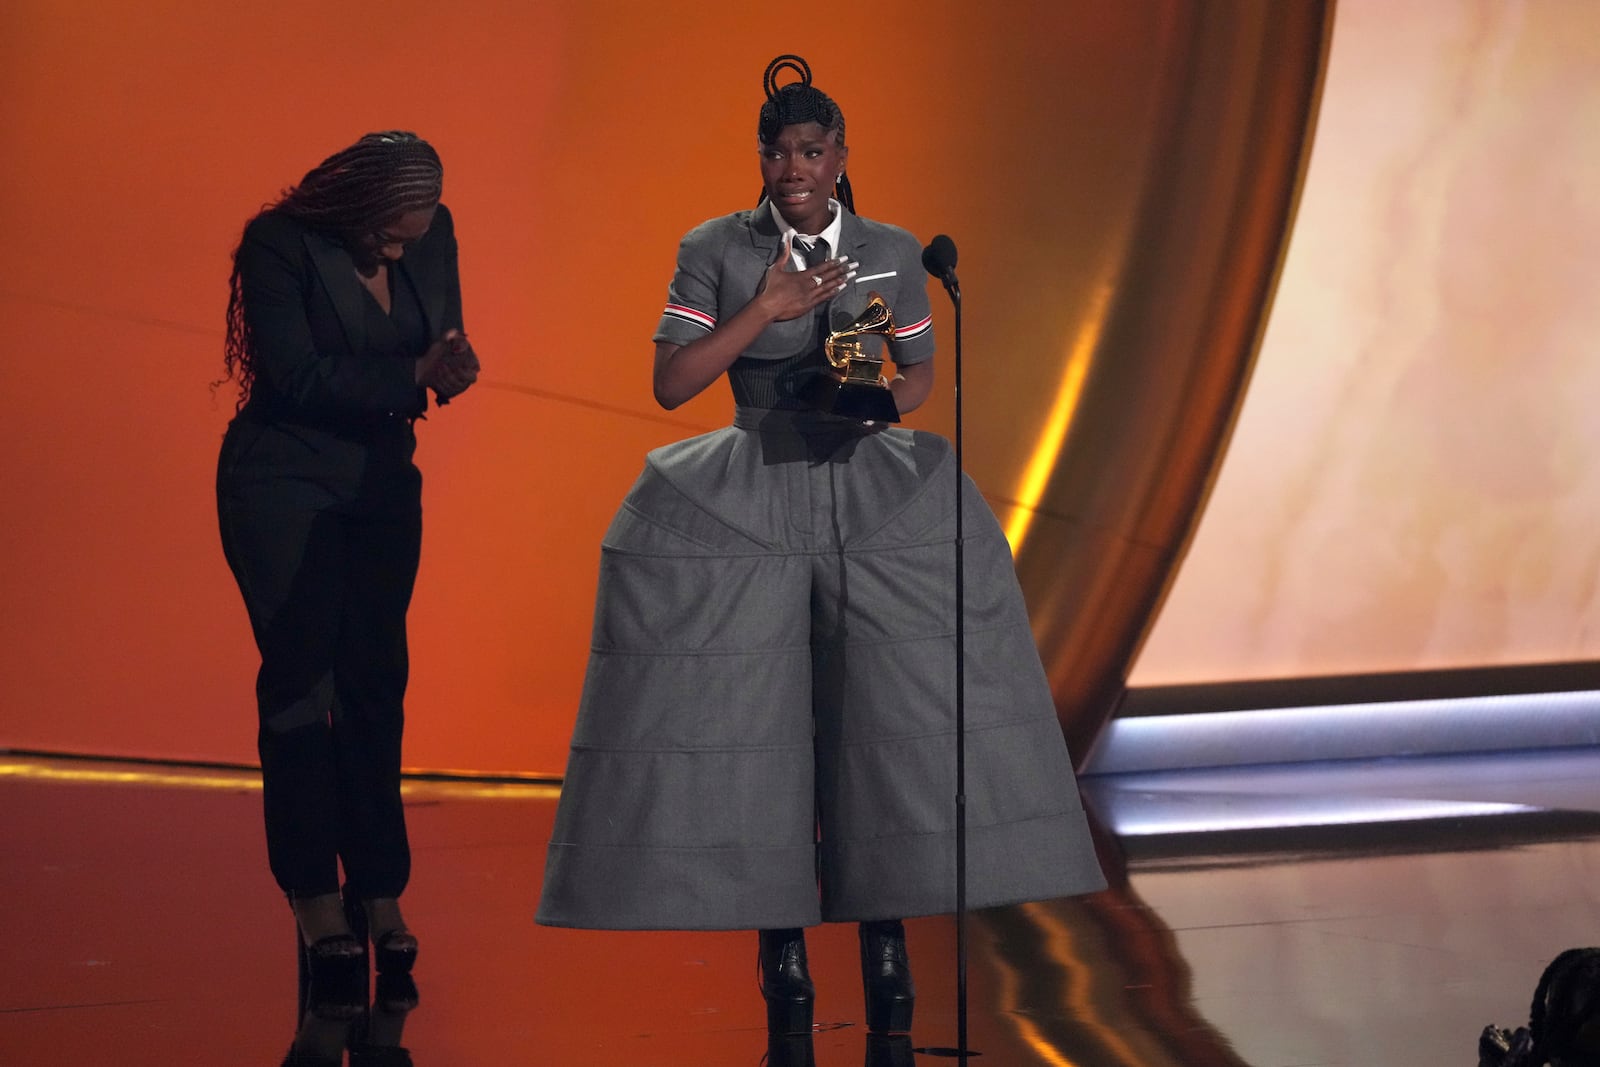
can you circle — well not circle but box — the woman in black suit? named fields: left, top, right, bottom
left=215, top=131, right=478, bottom=980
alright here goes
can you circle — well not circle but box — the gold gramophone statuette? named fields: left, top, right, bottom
left=801, top=291, right=901, bottom=423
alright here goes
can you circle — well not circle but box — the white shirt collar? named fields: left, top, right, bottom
left=768, top=198, right=844, bottom=267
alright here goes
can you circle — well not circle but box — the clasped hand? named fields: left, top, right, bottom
left=754, top=236, right=858, bottom=322
left=416, top=328, right=480, bottom=400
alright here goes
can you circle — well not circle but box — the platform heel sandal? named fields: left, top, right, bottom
left=345, top=890, right=418, bottom=975
left=294, top=894, right=367, bottom=1019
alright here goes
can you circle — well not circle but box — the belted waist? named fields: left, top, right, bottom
left=727, top=351, right=826, bottom=411
left=732, top=405, right=867, bottom=433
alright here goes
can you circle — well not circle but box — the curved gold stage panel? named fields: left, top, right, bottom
left=976, top=4, right=1337, bottom=763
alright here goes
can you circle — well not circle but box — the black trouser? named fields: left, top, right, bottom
left=217, top=417, right=422, bottom=900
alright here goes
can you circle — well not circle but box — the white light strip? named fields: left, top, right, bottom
left=1102, top=798, right=1540, bottom=837
left=1082, top=689, right=1600, bottom=776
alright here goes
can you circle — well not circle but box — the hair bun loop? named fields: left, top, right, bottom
left=763, top=54, right=811, bottom=100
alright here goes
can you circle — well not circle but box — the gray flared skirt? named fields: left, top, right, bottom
left=536, top=411, right=1105, bottom=930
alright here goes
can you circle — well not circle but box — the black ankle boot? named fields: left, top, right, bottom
left=766, top=1030, right=817, bottom=1067
left=758, top=928, right=815, bottom=1034
left=859, top=920, right=914, bottom=1034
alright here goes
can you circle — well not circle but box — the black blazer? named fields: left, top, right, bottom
left=235, top=203, right=464, bottom=428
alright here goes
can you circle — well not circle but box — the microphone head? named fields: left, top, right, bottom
left=921, top=234, right=958, bottom=278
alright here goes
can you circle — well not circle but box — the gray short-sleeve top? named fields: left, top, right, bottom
left=652, top=205, right=936, bottom=410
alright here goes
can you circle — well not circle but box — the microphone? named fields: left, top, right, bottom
left=921, top=234, right=960, bottom=302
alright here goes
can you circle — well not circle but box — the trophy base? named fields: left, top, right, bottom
left=799, top=374, right=901, bottom=424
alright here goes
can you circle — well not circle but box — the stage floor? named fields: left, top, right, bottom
left=3, top=747, right=1598, bottom=1066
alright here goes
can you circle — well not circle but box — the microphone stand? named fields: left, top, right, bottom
left=942, top=268, right=968, bottom=1066
left=924, top=236, right=968, bottom=1063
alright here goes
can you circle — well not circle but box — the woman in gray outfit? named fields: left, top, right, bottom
left=537, top=55, right=1105, bottom=1034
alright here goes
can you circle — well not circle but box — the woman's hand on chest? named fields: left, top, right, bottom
left=749, top=236, right=855, bottom=322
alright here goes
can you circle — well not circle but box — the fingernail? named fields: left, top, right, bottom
left=836, top=283, right=847, bottom=291
left=845, top=271, right=857, bottom=280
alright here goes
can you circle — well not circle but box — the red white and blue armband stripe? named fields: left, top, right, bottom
left=663, top=304, right=716, bottom=332
left=894, top=314, right=933, bottom=343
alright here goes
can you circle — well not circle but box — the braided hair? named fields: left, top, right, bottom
left=1528, top=947, right=1600, bottom=1065
left=756, top=55, right=855, bottom=215
left=220, top=131, right=444, bottom=407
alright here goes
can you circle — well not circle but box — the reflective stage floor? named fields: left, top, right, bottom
left=3, top=747, right=1599, bottom=1066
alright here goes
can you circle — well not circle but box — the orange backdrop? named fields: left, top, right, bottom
left=1, top=1, right=1190, bottom=773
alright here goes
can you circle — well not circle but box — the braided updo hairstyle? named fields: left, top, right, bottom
left=757, top=55, right=855, bottom=215
left=221, top=131, right=444, bottom=406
